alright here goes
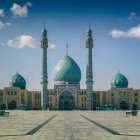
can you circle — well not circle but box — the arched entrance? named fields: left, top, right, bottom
left=120, top=101, right=128, bottom=110
left=59, top=90, right=75, bottom=110
left=8, top=100, right=17, bottom=109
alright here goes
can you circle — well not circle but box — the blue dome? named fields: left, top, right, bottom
left=53, top=55, right=81, bottom=84
left=111, top=72, right=128, bottom=89
left=9, top=72, right=26, bottom=89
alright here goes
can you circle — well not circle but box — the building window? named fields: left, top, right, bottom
left=135, top=93, right=138, bottom=97
left=84, top=91, right=86, bottom=95
left=0, top=93, right=3, bottom=97
left=85, top=97, right=86, bottom=101
left=111, top=98, right=114, bottom=102
left=123, top=93, right=126, bottom=97
left=38, top=94, right=40, bottom=100
left=111, top=93, right=114, bottom=97
left=35, top=94, right=37, bottom=100
left=11, top=91, right=14, bottom=95
left=135, top=98, right=138, bottom=102
left=21, top=94, right=25, bottom=104
left=81, top=97, right=83, bottom=101
left=38, top=94, right=40, bottom=99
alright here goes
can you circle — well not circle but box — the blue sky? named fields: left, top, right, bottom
left=0, top=0, right=140, bottom=91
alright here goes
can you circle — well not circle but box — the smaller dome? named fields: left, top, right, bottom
left=111, top=72, right=128, bottom=89
left=9, top=72, right=26, bottom=89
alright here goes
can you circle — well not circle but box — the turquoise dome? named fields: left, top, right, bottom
left=111, top=72, right=128, bottom=89
left=9, top=72, right=26, bottom=89
left=54, top=55, right=81, bottom=84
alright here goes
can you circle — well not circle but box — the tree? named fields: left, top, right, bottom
left=0, top=103, right=6, bottom=111
left=131, top=103, right=138, bottom=116
left=131, top=103, right=137, bottom=110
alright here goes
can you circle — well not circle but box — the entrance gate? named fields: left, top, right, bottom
left=120, top=101, right=128, bottom=110
left=8, top=100, right=17, bottom=109
left=59, top=90, right=75, bottom=110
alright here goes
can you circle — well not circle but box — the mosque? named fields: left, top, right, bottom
left=0, top=27, right=140, bottom=110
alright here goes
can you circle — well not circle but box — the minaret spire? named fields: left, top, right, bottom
left=40, top=23, right=48, bottom=110
left=88, top=22, right=91, bottom=30
left=86, top=26, right=94, bottom=110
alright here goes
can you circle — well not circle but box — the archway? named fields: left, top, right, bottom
left=59, top=90, right=75, bottom=110
left=8, top=100, right=17, bottom=109
left=120, top=101, right=128, bottom=110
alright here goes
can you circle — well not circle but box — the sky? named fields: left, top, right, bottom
left=0, top=0, right=140, bottom=91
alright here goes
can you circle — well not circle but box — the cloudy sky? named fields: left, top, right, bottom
left=0, top=0, right=140, bottom=91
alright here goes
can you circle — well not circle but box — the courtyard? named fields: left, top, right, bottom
left=0, top=111, right=140, bottom=140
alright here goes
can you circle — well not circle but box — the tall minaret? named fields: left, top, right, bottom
left=86, top=26, right=94, bottom=110
left=41, top=24, right=48, bottom=110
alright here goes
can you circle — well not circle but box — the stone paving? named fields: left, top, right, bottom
left=0, top=110, right=140, bottom=140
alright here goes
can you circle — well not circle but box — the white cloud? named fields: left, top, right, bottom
left=7, top=39, right=18, bottom=47
left=48, top=42, right=56, bottom=49
left=110, top=24, right=140, bottom=39
left=128, top=12, right=140, bottom=21
left=0, top=9, right=5, bottom=17
left=10, top=2, right=32, bottom=17
left=6, top=35, right=39, bottom=48
left=3, top=35, right=56, bottom=49
left=0, top=21, right=11, bottom=29
left=26, top=2, right=32, bottom=7
left=5, top=22, right=11, bottom=26
left=110, top=29, right=125, bottom=38
left=0, top=21, right=5, bottom=29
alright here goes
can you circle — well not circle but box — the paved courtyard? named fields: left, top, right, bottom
left=0, top=110, right=140, bottom=140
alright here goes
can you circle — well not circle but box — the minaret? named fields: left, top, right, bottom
left=86, top=26, right=94, bottom=110
left=41, top=24, right=48, bottom=110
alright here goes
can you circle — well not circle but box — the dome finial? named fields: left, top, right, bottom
left=44, top=22, right=46, bottom=30
left=87, top=23, right=92, bottom=38
left=42, top=22, right=47, bottom=38
left=66, top=42, right=68, bottom=56
left=88, top=22, right=91, bottom=30
left=17, top=69, right=18, bottom=74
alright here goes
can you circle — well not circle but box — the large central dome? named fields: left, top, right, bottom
left=53, top=55, right=81, bottom=84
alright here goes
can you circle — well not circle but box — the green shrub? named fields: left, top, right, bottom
left=131, top=103, right=137, bottom=111
left=0, top=104, right=6, bottom=111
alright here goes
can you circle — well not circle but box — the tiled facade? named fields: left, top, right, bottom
left=0, top=86, right=140, bottom=110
